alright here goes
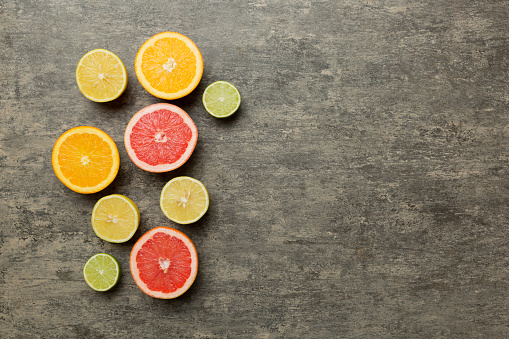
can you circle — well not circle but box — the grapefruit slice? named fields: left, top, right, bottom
left=124, top=103, right=198, bottom=172
left=130, top=227, right=198, bottom=299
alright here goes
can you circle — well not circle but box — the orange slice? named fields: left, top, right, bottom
left=52, top=126, right=120, bottom=194
left=135, top=32, right=203, bottom=100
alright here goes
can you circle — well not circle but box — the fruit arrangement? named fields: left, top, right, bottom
left=52, top=32, right=240, bottom=298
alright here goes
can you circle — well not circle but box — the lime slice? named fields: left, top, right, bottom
left=91, top=194, right=140, bottom=243
left=83, top=253, right=120, bottom=292
left=160, top=176, right=209, bottom=224
left=202, top=81, right=241, bottom=118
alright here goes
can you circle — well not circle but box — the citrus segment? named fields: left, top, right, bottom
left=76, top=49, right=127, bottom=102
left=130, top=227, right=198, bottom=299
left=135, top=32, right=203, bottom=100
left=202, top=81, right=241, bottom=118
left=83, top=253, right=120, bottom=292
left=91, top=194, right=140, bottom=243
left=52, top=126, right=120, bottom=194
left=160, top=176, right=209, bottom=224
left=124, top=103, right=198, bottom=173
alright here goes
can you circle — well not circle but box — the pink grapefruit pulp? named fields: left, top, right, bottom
left=124, top=103, right=198, bottom=172
left=130, top=227, right=198, bottom=299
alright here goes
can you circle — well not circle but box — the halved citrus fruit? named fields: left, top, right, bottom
left=124, top=103, right=198, bottom=172
left=76, top=49, right=127, bottom=102
left=83, top=253, right=120, bottom=292
left=91, top=194, right=140, bottom=243
left=135, top=32, right=203, bottom=100
left=130, top=227, right=198, bottom=299
left=202, top=81, right=241, bottom=118
left=160, top=176, right=209, bottom=224
left=52, top=126, right=120, bottom=194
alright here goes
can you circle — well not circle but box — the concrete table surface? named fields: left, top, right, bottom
left=1, top=1, right=509, bottom=338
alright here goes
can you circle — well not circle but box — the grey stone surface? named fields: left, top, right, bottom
left=1, top=0, right=509, bottom=337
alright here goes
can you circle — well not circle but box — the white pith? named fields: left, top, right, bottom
left=159, top=258, right=171, bottom=272
left=80, top=155, right=90, bottom=165
left=178, top=191, right=191, bottom=208
left=162, top=57, right=177, bottom=72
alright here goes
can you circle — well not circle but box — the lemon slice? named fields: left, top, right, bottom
left=160, top=176, right=209, bottom=224
left=91, top=194, right=140, bottom=243
left=83, top=253, right=120, bottom=292
left=76, top=49, right=127, bottom=102
left=202, top=81, right=241, bottom=118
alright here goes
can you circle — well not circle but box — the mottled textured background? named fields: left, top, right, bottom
left=1, top=0, right=509, bottom=338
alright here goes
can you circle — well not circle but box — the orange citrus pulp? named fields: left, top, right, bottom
left=52, top=126, right=120, bottom=194
left=135, top=32, right=203, bottom=100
